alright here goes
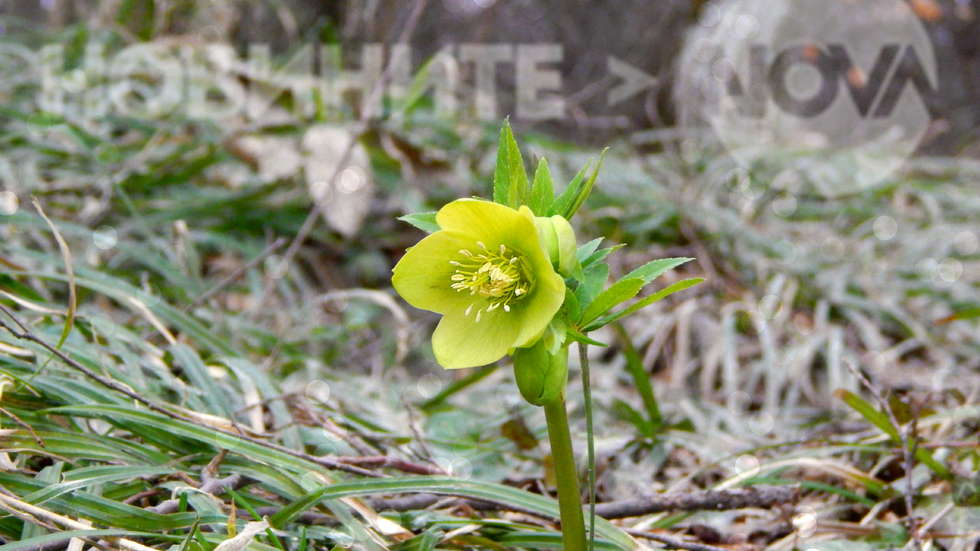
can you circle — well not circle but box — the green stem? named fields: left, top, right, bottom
left=544, top=396, right=587, bottom=551
left=579, top=341, right=596, bottom=551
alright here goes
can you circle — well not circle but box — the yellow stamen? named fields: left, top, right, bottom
left=449, top=243, right=533, bottom=318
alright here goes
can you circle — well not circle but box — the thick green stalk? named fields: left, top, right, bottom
left=544, top=396, right=587, bottom=551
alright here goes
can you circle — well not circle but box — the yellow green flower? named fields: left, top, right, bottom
left=392, top=199, right=566, bottom=369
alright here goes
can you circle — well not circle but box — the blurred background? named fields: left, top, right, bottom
left=2, top=0, right=978, bottom=401
left=1, top=0, right=979, bottom=542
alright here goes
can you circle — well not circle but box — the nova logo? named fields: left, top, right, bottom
left=679, top=0, right=938, bottom=196
left=728, top=43, right=937, bottom=119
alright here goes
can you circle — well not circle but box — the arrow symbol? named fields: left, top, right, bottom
left=607, top=57, right=659, bottom=107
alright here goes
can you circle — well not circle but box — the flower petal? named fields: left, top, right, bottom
left=511, top=269, right=565, bottom=349
left=532, top=215, right=560, bottom=268
left=551, top=215, right=580, bottom=277
left=392, top=230, right=484, bottom=315
left=398, top=198, right=567, bottom=369
left=512, top=206, right=567, bottom=348
left=436, top=199, right=529, bottom=244
left=432, top=307, right=521, bottom=369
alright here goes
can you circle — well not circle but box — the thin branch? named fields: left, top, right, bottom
left=335, top=455, right=444, bottom=476
left=182, top=237, right=287, bottom=312
left=624, top=528, right=732, bottom=551
left=146, top=474, right=248, bottom=515
left=121, top=488, right=162, bottom=506
left=579, top=341, right=597, bottom=551
left=359, top=485, right=801, bottom=520
left=918, top=502, right=955, bottom=535
left=0, top=405, right=45, bottom=447
left=593, top=485, right=801, bottom=519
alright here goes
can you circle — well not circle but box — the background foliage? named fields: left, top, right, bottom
left=0, top=1, right=978, bottom=551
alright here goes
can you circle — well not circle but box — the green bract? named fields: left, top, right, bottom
left=392, top=199, right=565, bottom=369
left=513, top=340, right=568, bottom=406
left=532, top=215, right=580, bottom=277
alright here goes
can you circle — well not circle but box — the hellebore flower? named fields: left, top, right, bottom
left=392, top=199, right=566, bottom=369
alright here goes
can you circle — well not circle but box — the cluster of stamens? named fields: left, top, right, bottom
left=450, top=241, right=531, bottom=322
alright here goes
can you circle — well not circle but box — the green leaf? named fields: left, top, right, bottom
left=398, top=212, right=440, bottom=233
left=834, top=389, right=952, bottom=480
left=543, top=316, right=568, bottom=356
left=563, top=287, right=581, bottom=322
left=575, top=238, right=603, bottom=264
left=551, top=161, right=591, bottom=217
left=419, top=527, right=446, bottom=551
left=583, top=278, right=704, bottom=332
left=581, top=245, right=625, bottom=273
left=614, top=323, right=661, bottom=435
left=574, top=263, right=609, bottom=311
left=170, top=343, right=231, bottom=416
left=179, top=519, right=202, bottom=551
left=25, top=465, right=177, bottom=505
left=936, top=307, right=980, bottom=324
left=563, top=148, right=607, bottom=219
left=2, top=530, right=180, bottom=551
left=493, top=120, right=530, bottom=208
left=953, top=472, right=980, bottom=506
left=579, top=278, right=645, bottom=327
left=610, top=399, right=654, bottom=439
left=622, top=257, right=693, bottom=285
left=22, top=463, right=64, bottom=541
left=269, top=477, right=639, bottom=550
left=529, top=158, right=555, bottom=215
left=33, top=199, right=77, bottom=351
left=565, top=326, right=608, bottom=347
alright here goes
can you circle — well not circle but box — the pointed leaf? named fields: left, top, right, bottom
left=576, top=238, right=603, bottom=264
left=574, top=263, right=609, bottom=311
left=623, top=257, right=693, bottom=285
left=611, top=398, right=654, bottom=439
left=563, top=287, right=581, bottom=322
left=529, top=158, right=554, bottom=215
left=583, top=278, right=704, bottom=331
left=582, top=245, right=625, bottom=272
left=935, top=307, right=980, bottom=324
left=834, top=389, right=899, bottom=440
left=550, top=160, right=591, bottom=216
left=834, top=389, right=952, bottom=479
left=398, top=212, right=440, bottom=233
left=493, top=120, right=530, bottom=208
left=579, top=277, right=644, bottom=326
left=563, top=148, right=607, bottom=218
left=614, top=323, right=661, bottom=433
left=565, top=325, right=608, bottom=347
left=33, top=199, right=76, bottom=350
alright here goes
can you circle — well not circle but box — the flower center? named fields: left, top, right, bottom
left=450, top=241, right=532, bottom=321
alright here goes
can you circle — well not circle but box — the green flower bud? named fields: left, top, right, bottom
left=513, top=340, right=568, bottom=406
left=550, top=215, right=580, bottom=277
left=532, top=215, right=580, bottom=278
